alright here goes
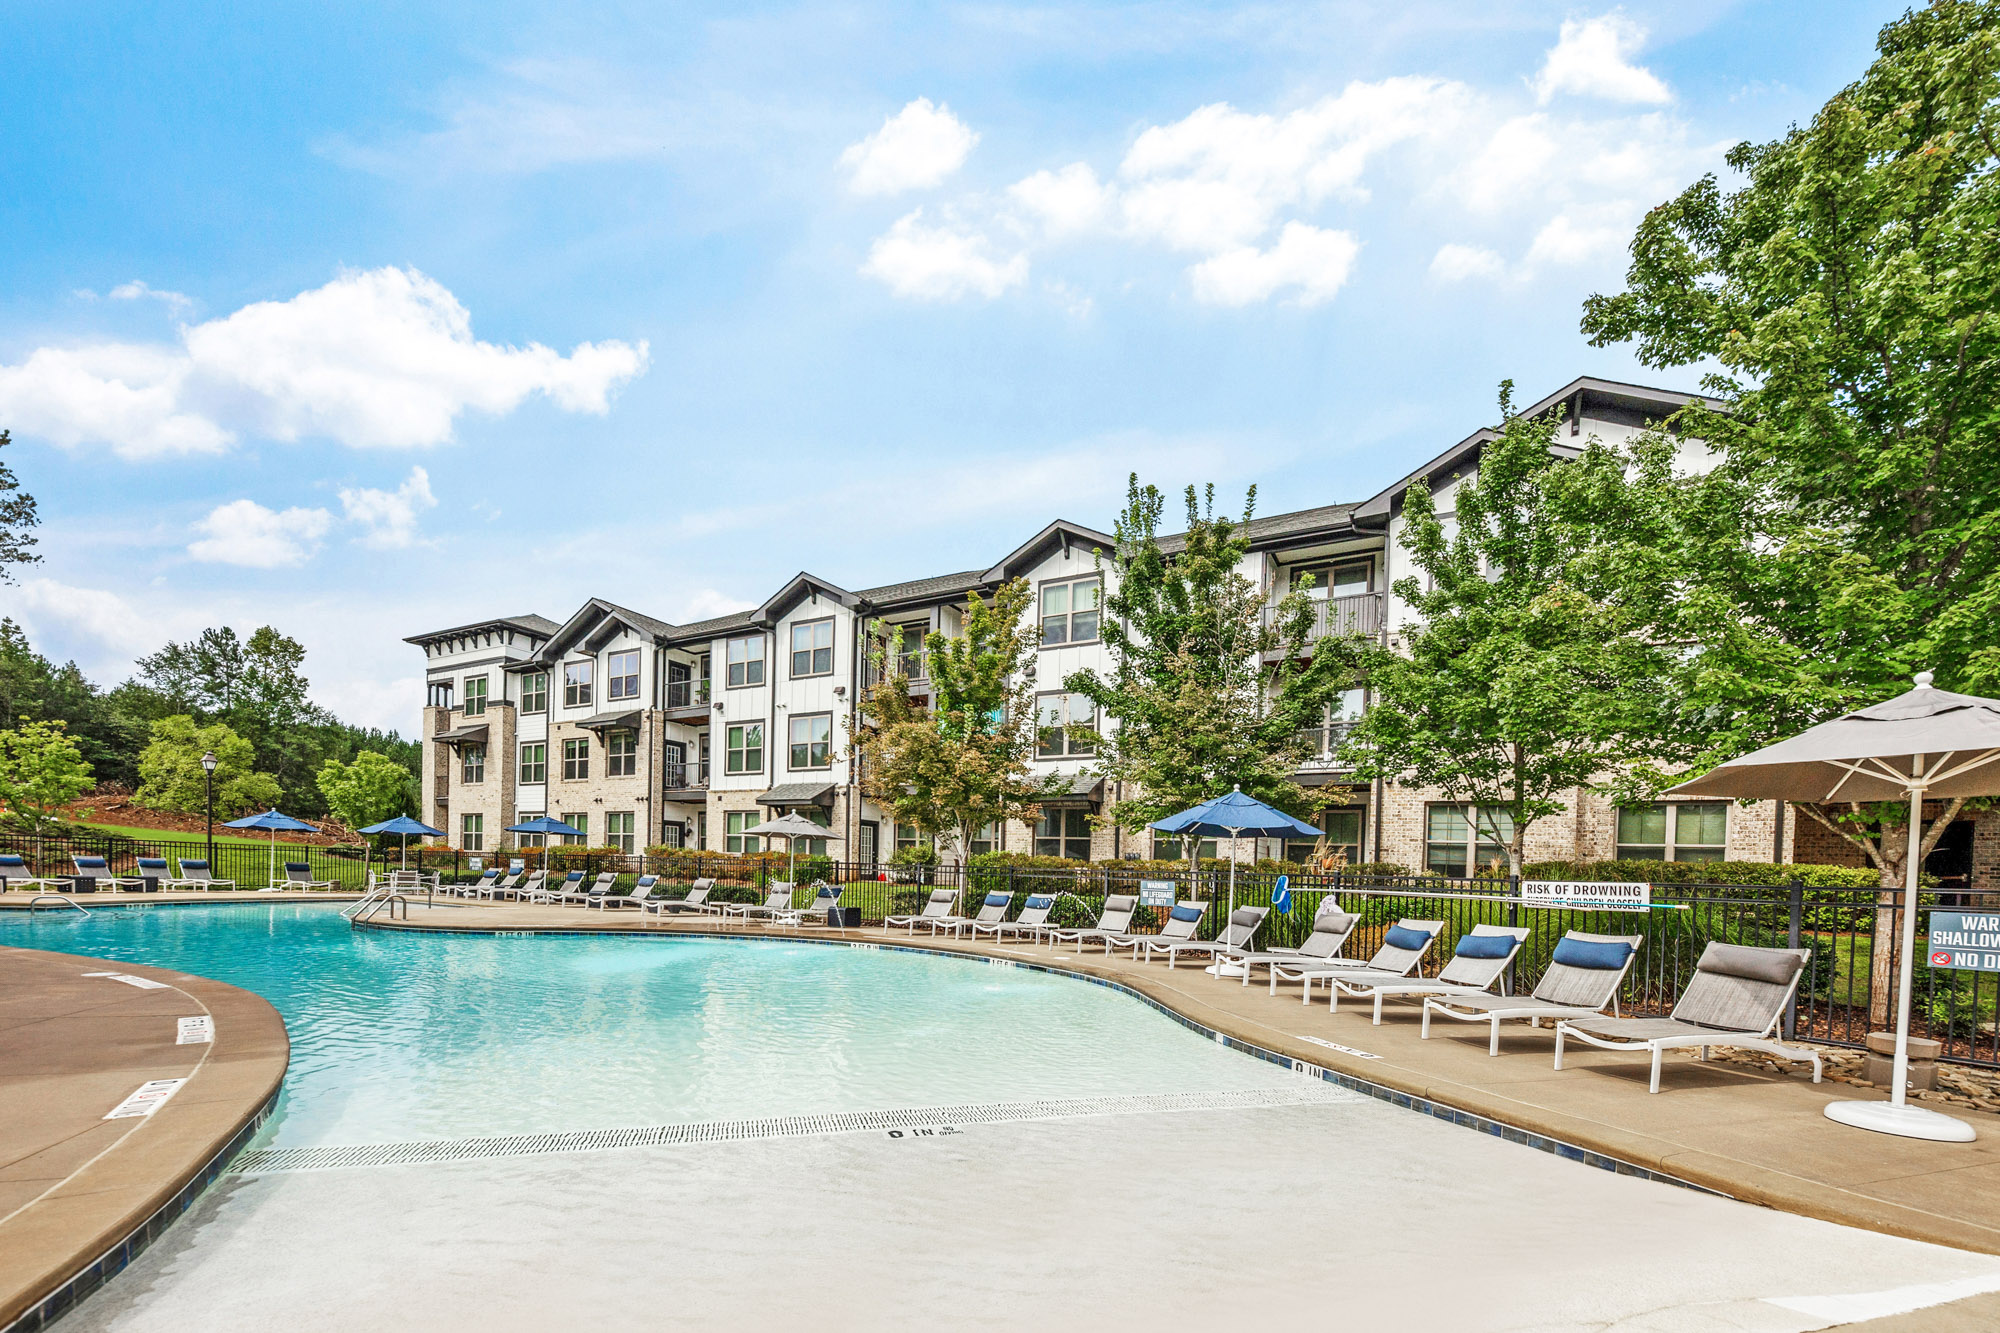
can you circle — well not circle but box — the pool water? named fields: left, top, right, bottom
left=0, top=904, right=1298, bottom=1147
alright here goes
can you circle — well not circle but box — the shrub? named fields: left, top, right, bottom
left=1519, top=859, right=1880, bottom=888
left=889, top=843, right=938, bottom=867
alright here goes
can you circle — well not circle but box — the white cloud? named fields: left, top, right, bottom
left=861, top=210, right=1028, bottom=300
left=1118, top=78, right=1470, bottom=253
left=186, top=499, right=333, bottom=568
left=1523, top=209, right=1633, bottom=267
left=1188, top=222, right=1360, bottom=307
left=840, top=98, right=978, bottom=196
left=339, top=466, right=440, bottom=550
left=108, top=280, right=194, bottom=314
left=0, top=267, right=649, bottom=457
left=1429, top=243, right=1507, bottom=282
left=1532, top=15, right=1672, bottom=106
left=9, top=578, right=151, bottom=649
left=1007, top=164, right=1110, bottom=238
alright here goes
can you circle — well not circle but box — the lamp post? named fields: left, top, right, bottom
left=200, top=750, right=218, bottom=872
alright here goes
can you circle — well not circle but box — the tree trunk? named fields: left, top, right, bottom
left=1869, top=857, right=1901, bottom=1030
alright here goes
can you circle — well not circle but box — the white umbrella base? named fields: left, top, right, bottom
left=1823, top=1099, right=1976, bottom=1143
left=1203, top=962, right=1248, bottom=978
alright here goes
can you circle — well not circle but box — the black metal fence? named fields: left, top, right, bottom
left=0, top=830, right=374, bottom=892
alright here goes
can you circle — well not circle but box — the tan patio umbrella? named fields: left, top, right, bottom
left=1668, top=672, right=2000, bottom=1143
left=755, top=812, right=844, bottom=885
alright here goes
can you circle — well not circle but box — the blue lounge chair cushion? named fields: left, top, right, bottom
left=984, top=893, right=1011, bottom=907
left=1170, top=904, right=1204, bottom=923
left=1383, top=925, right=1433, bottom=950
left=1026, top=895, right=1054, bottom=909
left=1552, top=937, right=1633, bottom=970
left=1453, top=933, right=1515, bottom=959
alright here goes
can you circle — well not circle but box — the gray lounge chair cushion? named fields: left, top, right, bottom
left=1695, top=943, right=1804, bottom=987
left=1227, top=907, right=1265, bottom=930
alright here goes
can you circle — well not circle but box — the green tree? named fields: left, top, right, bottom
left=316, top=750, right=416, bottom=835
left=1579, top=0, right=2000, bottom=1012
left=0, top=717, right=94, bottom=835
left=0, top=431, right=40, bottom=582
left=0, top=619, right=151, bottom=786
left=853, top=580, right=1059, bottom=860
left=136, top=716, right=281, bottom=818
left=1064, top=478, right=1351, bottom=862
left=1345, top=385, right=1679, bottom=878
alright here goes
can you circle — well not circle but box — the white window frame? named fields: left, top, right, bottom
left=460, top=743, right=485, bottom=784
left=1035, top=691, right=1096, bottom=758
left=1038, top=576, right=1102, bottom=647
left=605, top=811, right=636, bottom=854
left=726, top=722, right=764, bottom=775
left=563, top=660, right=593, bottom=708
left=562, top=736, right=590, bottom=781
left=518, top=742, right=546, bottom=785
left=606, top=649, right=641, bottom=702
left=519, top=671, right=548, bottom=714
left=789, top=618, right=835, bottom=679
left=788, top=713, right=832, bottom=770
left=461, top=813, right=484, bottom=852
left=463, top=675, right=488, bottom=716
left=606, top=729, right=638, bottom=778
left=726, top=635, right=765, bottom=688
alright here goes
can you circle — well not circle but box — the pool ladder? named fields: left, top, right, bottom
left=28, top=893, right=90, bottom=915
left=346, top=887, right=417, bottom=922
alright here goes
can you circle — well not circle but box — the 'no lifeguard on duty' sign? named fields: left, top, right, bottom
left=1927, top=911, right=2000, bottom=972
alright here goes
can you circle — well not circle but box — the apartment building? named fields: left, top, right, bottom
left=408, top=375, right=1805, bottom=875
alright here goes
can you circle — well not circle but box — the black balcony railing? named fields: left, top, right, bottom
left=1295, top=721, right=1357, bottom=768
left=662, top=760, right=709, bottom=790
left=666, top=680, right=712, bottom=710
left=1264, top=591, right=1384, bottom=644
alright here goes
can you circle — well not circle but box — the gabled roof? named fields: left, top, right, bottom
left=1157, top=501, right=1364, bottom=554
left=857, top=569, right=988, bottom=609
left=538, top=597, right=679, bottom=661
left=754, top=572, right=858, bottom=625
left=980, top=519, right=1117, bottom=583
left=403, top=613, right=561, bottom=648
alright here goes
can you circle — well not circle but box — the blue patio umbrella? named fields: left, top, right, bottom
left=360, top=815, right=445, bottom=869
left=1151, top=787, right=1322, bottom=969
left=505, top=816, right=585, bottom=838
left=224, top=808, right=321, bottom=888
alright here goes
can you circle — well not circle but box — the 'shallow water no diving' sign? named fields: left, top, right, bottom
left=1520, top=881, right=1652, bottom=913
left=1927, top=912, right=2000, bottom=972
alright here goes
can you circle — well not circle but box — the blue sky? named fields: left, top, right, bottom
left=0, top=0, right=1905, bottom=734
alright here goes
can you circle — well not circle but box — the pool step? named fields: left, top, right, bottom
left=229, top=1084, right=1361, bottom=1175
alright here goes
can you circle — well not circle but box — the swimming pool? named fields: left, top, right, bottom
left=0, top=903, right=1305, bottom=1149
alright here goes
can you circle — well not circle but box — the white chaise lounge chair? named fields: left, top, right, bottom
left=968, top=892, right=1059, bottom=941
left=589, top=874, right=660, bottom=909
left=69, top=855, right=142, bottom=893
left=1134, top=906, right=1268, bottom=969
left=887, top=887, right=958, bottom=933
left=1554, top=941, right=1820, bottom=1094
left=1318, top=924, right=1530, bottom=1022
left=645, top=879, right=719, bottom=916
left=777, top=882, right=843, bottom=926
left=1108, top=900, right=1209, bottom=960
left=559, top=872, right=616, bottom=906
left=948, top=892, right=1015, bottom=938
left=282, top=861, right=336, bottom=891
left=174, top=858, right=237, bottom=890
left=527, top=870, right=583, bottom=903
left=1270, top=918, right=1444, bottom=1004
left=1047, top=894, right=1138, bottom=953
left=1423, top=932, right=1644, bottom=1055
left=477, top=870, right=525, bottom=900
left=451, top=868, right=499, bottom=898
left=722, top=883, right=795, bottom=921
left=1229, top=902, right=1360, bottom=987
left=0, top=854, right=65, bottom=892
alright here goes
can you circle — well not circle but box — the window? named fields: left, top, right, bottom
left=1039, top=576, right=1102, bottom=646
left=726, top=723, right=764, bottom=775
left=519, top=671, right=548, bottom=714
left=1155, top=835, right=1219, bottom=861
left=607, top=729, right=637, bottom=777
left=695, top=809, right=708, bottom=851
left=658, top=821, right=685, bottom=849
left=726, top=810, right=762, bottom=854
left=460, top=743, right=485, bottom=784
left=1284, top=808, right=1364, bottom=865
left=564, top=661, right=593, bottom=708
left=1290, top=561, right=1373, bottom=597
left=790, top=619, right=834, bottom=678
left=895, top=821, right=928, bottom=853
left=1425, top=804, right=1514, bottom=877
left=560, top=813, right=587, bottom=846
left=605, top=811, right=636, bottom=853
left=514, top=814, right=545, bottom=849
left=971, top=822, right=999, bottom=856
left=789, top=714, right=832, bottom=770
left=519, top=742, right=546, bottom=785
left=461, top=814, right=484, bottom=852
left=1035, top=809, right=1093, bottom=860
left=790, top=805, right=831, bottom=857
left=463, top=675, right=488, bottom=716
left=1036, top=692, right=1097, bottom=757
left=1617, top=803, right=1727, bottom=862
left=891, top=622, right=927, bottom=680
left=606, top=650, right=640, bottom=701
left=562, top=737, right=590, bottom=781
left=427, top=680, right=455, bottom=709
left=726, top=635, right=765, bottom=688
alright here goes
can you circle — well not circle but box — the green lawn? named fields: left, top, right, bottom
left=71, top=819, right=347, bottom=852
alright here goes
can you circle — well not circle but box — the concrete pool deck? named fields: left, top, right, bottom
left=351, top=898, right=2000, bottom=1261
left=0, top=945, right=289, bottom=1330
left=0, top=890, right=360, bottom=911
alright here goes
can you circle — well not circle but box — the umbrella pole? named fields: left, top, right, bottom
left=1823, top=775, right=1976, bottom=1141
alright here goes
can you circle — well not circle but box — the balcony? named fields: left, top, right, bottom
left=664, top=680, right=712, bottom=722
left=1295, top=722, right=1357, bottom=773
left=1263, top=591, right=1383, bottom=656
left=862, top=653, right=928, bottom=689
left=662, top=760, right=709, bottom=797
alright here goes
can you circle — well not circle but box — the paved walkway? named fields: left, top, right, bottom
left=358, top=898, right=2000, bottom=1260
left=0, top=945, right=289, bottom=1328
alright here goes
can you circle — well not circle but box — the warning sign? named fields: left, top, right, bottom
left=1927, top=911, right=2000, bottom=972
left=1521, top=881, right=1652, bottom=913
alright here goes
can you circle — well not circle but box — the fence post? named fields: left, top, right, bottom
left=1506, top=875, right=1521, bottom=997
left=1785, top=877, right=1804, bottom=1039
